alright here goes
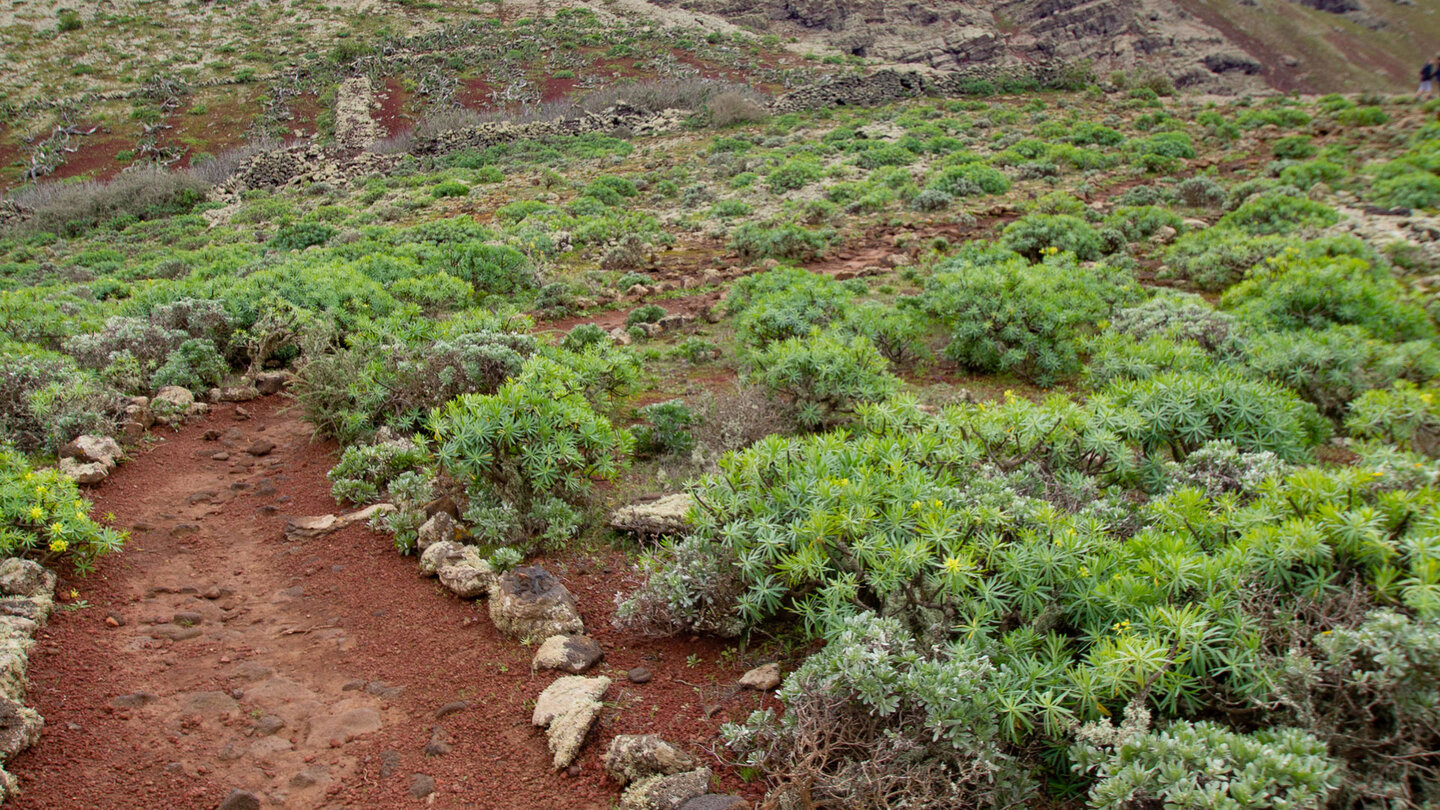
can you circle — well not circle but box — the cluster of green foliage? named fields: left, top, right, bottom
left=0, top=448, right=123, bottom=572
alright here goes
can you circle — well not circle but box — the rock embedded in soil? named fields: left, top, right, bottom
left=608, top=493, right=693, bottom=539
left=58, top=457, right=112, bottom=485
left=681, top=796, right=749, bottom=810
left=604, top=734, right=696, bottom=787
left=618, top=768, right=712, bottom=810
left=60, top=434, right=123, bottom=467
left=409, top=773, right=436, bottom=798
left=434, top=700, right=470, bottom=719
left=738, top=663, right=781, bottom=691
left=532, top=634, right=604, bottom=674
left=532, top=675, right=611, bottom=770
left=216, top=788, right=261, bottom=810
left=415, top=511, right=456, bottom=552
left=0, top=559, right=56, bottom=599
left=0, top=698, right=42, bottom=759
left=489, top=566, right=584, bottom=640
left=246, top=440, right=276, bottom=457
left=626, top=666, right=653, bottom=684
left=254, top=371, right=291, bottom=396
left=437, top=556, right=496, bottom=600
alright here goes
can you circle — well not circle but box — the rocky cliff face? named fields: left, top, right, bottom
left=649, top=0, right=1422, bottom=93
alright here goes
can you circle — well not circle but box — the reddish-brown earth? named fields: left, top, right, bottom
left=11, top=396, right=771, bottom=809
left=376, top=79, right=413, bottom=138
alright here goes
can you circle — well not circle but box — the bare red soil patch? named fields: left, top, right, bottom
left=376, top=78, right=413, bottom=138
left=11, top=397, right=768, bottom=809
left=457, top=78, right=497, bottom=112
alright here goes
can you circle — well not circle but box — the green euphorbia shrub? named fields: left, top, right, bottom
left=726, top=267, right=854, bottom=349
left=430, top=357, right=633, bottom=551
left=918, top=252, right=1138, bottom=385
left=1222, top=253, right=1433, bottom=342
left=751, top=332, right=899, bottom=429
left=1101, top=368, right=1330, bottom=463
left=1001, top=214, right=1106, bottom=260
left=633, top=399, right=698, bottom=459
left=0, top=448, right=125, bottom=572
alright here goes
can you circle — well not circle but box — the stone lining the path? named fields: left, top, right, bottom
left=0, top=559, right=56, bottom=803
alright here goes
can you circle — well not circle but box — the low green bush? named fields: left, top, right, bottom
left=917, top=252, right=1137, bottom=384
left=1000, top=214, right=1105, bottom=261
left=328, top=438, right=433, bottom=505
left=431, top=357, right=632, bottom=551
left=633, top=399, right=698, bottom=458
left=1217, top=193, right=1339, bottom=236
left=0, top=447, right=124, bottom=572
left=751, top=332, right=899, bottom=429
left=926, top=163, right=1010, bottom=197
left=729, top=222, right=834, bottom=263
left=1222, top=253, right=1433, bottom=342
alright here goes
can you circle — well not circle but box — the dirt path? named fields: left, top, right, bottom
left=10, top=396, right=764, bottom=809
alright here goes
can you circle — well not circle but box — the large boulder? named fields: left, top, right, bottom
left=0, top=559, right=55, bottom=599
left=618, top=768, right=712, bottom=810
left=532, top=634, right=604, bottom=675
left=608, top=494, right=692, bottom=539
left=58, top=434, right=124, bottom=485
left=604, top=734, right=696, bottom=787
left=489, top=566, right=583, bottom=639
left=532, top=675, right=610, bottom=769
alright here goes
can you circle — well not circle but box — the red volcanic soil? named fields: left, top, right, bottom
left=542, top=76, right=581, bottom=104
left=287, top=93, right=323, bottom=138
left=457, top=78, right=497, bottom=111
left=10, top=396, right=770, bottom=809
left=46, top=124, right=131, bottom=184
left=376, top=78, right=412, bottom=138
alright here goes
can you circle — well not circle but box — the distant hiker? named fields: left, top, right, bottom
left=1421, top=57, right=1438, bottom=98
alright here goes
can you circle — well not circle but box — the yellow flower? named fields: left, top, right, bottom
left=34, top=486, right=45, bottom=496
left=68, top=588, right=78, bottom=600
left=27, top=507, right=42, bottom=521
left=1079, top=565, right=1090, bottom=577
left=22, top=473, right=33, bottom=482
left=911, top=501, right=921, bottom=511
left=49, top=523, right=63, bottom=535
left=941, top=556, right=963, bottom=576
left=75, top=511, right=86, bottom=520
left=48, top=539, right=67, bottom=553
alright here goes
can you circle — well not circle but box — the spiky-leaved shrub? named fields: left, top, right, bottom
left=151, top=338, right=228, bottom=394
left=1000, top=214, right=1105, bottom=261
left=751, top=332, right=899, bottom=429
left=723, top=613, right=1034, bottom=810
left=1102, top=368, right=1329, bottom=463
left=0, top=348, right=124, bottom=454
left=0, top=447, right=125, bottom=573
left=1345, top=380, right=1440, bottom=455
left=918, top=251, right=1138, bottom=385
left=726, top=267, right=854, bottom=349
left=1222, top=253, right=1433, bottom=342
left=430, top=357, right=632, bottom=551
left=1217, top=193, right=1340, bottom=235
left=633, top=399, right=699, bottom=459
left=1243, top=326, right=1440, bottom=420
